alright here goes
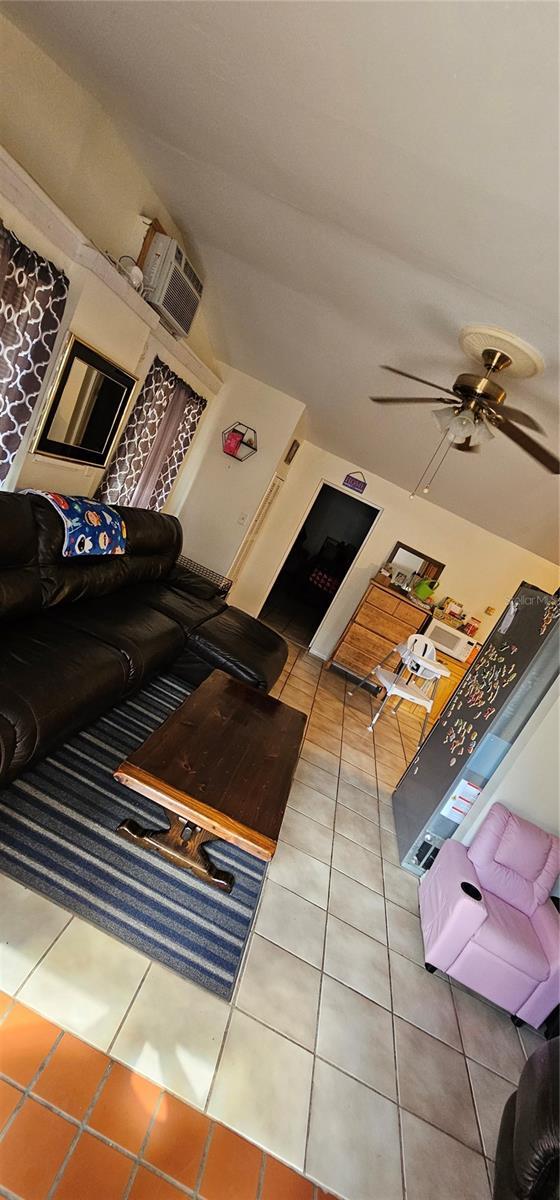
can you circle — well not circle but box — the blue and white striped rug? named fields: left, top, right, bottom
left=0, top=673, right=266, bottom=1000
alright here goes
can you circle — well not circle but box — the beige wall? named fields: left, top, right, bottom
left=168, top=366, right=305, bottom=573
left=230, top=441, right=560, bottom=654
left=0, top=12, right=216, bottom=372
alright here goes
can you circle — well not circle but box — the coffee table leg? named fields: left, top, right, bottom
left=117, top=811, right=235, bottom=893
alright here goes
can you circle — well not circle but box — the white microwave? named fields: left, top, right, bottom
left=424, top=617, right=477, bottom=662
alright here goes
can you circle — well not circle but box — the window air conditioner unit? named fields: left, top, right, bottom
left=142, top=233, right=203, bottom=338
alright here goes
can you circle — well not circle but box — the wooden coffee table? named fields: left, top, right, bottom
left=114, top=669, right=306, bottom=893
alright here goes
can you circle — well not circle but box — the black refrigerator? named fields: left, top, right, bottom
left=393, top=582, right=560, bottom=874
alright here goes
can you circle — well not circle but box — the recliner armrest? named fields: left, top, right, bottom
left=516, top=899, right=560, bottom=1026
left=531, top=899, right=560, bottom=966
left=419, top=839, right=488, bottom=971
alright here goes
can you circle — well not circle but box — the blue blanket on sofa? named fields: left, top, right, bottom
left=21, top=491, right=126, bottom=557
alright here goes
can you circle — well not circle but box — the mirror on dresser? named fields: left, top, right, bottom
left=381, top=541, right=445, bottom=590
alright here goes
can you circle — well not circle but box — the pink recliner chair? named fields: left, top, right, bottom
left=419, top=803, right=560, bottom=1030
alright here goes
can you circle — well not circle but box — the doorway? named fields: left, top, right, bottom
left=260, top=483, right=380, bottom=647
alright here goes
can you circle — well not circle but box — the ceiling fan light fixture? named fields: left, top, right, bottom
left=474, top=415, right=495, bottom=444
left=432, top=406, right=474, bottom=442
left=447, top=409, right=477, bottom=443
left=432, top=407, right=455, bottom=436
left=432, top=407, right=495, bottom=447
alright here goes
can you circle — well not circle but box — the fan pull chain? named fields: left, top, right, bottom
left=421, top=437, right=454, bottom=493
left=409, top=432, right=448, bottom=498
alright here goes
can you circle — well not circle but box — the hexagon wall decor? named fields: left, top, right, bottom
left=222, top=422, right=258, bottom=461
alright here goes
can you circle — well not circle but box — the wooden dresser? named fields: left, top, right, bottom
left=330, top=579, right=427, bottom=678
left=330, top=578, right=474, bottom=724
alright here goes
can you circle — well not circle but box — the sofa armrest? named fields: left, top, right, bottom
left=168, top=564, right=225, bottom=601
left=495, top=1040, right=559, bottom=1200
left=419, top=839, right=488, bottom=971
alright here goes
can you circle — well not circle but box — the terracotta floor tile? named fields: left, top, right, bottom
left=143, top=1091, right=210, bottom=1189
left=199, top=1124, right=261, bottom=1200
left=0, top=1097, right=75, bottom=1200
left=0, top=991, right=13, bottom=1019
left=33, top=1032, right=108, bottom=1120
left=87, top=1061, right=160, bottom=1154
left=261, top=1156, right=314, bottom=1198
left=128, top=1166, right=187, bottom=1199
left=0, top=1003, right=60, bottom=1086
left=53, top=1131, right=133, bottom=1200
left=0, top=1078, right=22, bottom=1131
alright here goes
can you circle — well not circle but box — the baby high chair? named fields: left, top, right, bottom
left=350, top=633, right=450, bottom=747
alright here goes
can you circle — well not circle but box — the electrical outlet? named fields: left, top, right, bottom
left=237, top=511, right=249, bottom=526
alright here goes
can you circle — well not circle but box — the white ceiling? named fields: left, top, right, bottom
left=7, top=1, right=559, bottom=560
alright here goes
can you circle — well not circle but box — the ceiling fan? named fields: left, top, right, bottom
left=370, top=326, right=559, bottom=476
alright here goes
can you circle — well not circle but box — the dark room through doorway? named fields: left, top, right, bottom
left=260, top=483, right=380, bottom=648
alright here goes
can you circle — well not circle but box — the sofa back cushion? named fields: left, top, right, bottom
left=467, top=802, right=560, bottom=917
left=0, top=493, right=42, bottom=621
left=29, top=493, right=182, bottom=608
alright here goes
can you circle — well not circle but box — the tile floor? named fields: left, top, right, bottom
left=0, top=645, right=541, bottom=1200
left=0, top=993, right=327, bottom=1199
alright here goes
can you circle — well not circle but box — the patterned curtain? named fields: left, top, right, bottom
left=0, top=223, right=69, bottom=484
left=97, top=356, right=206, bottom=509
left=148, top=388, right=207, bottom=510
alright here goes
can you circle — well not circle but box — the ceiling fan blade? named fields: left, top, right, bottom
left=370, top=395, right=457, bottom=405
left=494, top=416, right=560, bottom=473
left=380, top=365, right=457, bottom=397
left=451, top=436, right=480, bottom=453
left=484, top=403, right=544, bottom=433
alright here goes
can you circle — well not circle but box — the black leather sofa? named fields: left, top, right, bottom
left=493, top=1037, right=559, bottom=1199
left=0, top=491, right=287, bottom=784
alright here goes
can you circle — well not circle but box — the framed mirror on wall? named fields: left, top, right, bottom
left=386, top=541, right=445, bottom=579
left=33, top=335, right=137, bottom=467
left=380, top=542, right=446, bottom=591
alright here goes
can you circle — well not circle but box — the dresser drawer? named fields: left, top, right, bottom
left=356, top=601, right=395, bottom=634
left=333, top=641, right=377, bottom=677
left=393, top=600, right=426, bottom=631
left=359, top=607, right=419, bottom=646
left=366, top=585, right=400, bottom=614
left=334, top=639, right=400, bottom=678
left=344, top=623, right=400, bottom=666
left=357, top=604, right=422, bottom=643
